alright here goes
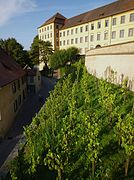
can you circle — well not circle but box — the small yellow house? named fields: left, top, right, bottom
left=24, top=65, right=41, bottom=93
left=0, top=48, right=27, bottom=138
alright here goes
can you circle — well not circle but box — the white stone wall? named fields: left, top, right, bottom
left=85, top=42, right=134, bottom=91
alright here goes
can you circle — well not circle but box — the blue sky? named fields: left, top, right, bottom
left=0, top=0, right=115, bottom=50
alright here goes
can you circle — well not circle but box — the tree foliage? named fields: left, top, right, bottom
left=29, top=36, right=53, bottom=66
left=0, top=38, right=30, bottom=67
left=9, top=62, right=134, bottom=179
left=39, top=41, right=53, bottom=64
left=29, top=35, right=40, bottom=65
left=49, top=47, right=79, bottom=69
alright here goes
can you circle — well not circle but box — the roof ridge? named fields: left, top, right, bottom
left=39, top=12, right=66, bottom=28
left=61, top=0, right=134, bottom=30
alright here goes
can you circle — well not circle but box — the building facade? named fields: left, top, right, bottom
left=24, top=65, right=41, bottom=93
left=38, top=13, right=66, bottom=50
left=0, top=48, right=27, bottom=138
left=38, top=0, right=134, bottom=56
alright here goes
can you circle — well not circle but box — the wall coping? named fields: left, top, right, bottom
left=86, top=41, right=134, bottom=56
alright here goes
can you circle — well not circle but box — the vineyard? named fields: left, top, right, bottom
left=9, top=62, right=134, bottom=179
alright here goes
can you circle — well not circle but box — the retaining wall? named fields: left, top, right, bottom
left=85, top=42, right=134, bottom=91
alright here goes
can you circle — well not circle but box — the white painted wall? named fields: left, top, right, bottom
left=85, top=42, right=134, bottom=91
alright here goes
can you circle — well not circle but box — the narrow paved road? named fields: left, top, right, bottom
left=0, top=77, right=56, bottom=170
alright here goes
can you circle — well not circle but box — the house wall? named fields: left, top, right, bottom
left=27, top=70, right=41, bottom=93
left=0, top=76, right=27, bottom=137
left=85, top=42, right=134, bottom=91
left=59, top=23, right=89, bottom=54
left=34, top=70, right=41, bottom=92
left=38, top=23, right=55, bottom=49
left=59, top=9, right=134, bottom=54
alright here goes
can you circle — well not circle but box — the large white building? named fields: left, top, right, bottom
left=38, top=0, right=134, bottom=56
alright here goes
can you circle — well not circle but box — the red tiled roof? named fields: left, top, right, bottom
left=61, top=0, right=134, bottom=29
left=39, top=12, right=66, bottom=28
left=0, top=48, right=26, bottom=87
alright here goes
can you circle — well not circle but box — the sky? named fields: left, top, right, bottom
left=0, top=0, right=115, bottom=50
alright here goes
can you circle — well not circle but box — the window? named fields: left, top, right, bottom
left=120, top=15, right=125, bottom=24
left=30, top=76, right=34, bottom=83
left=63, top=40, right=65, bottom=46
left=75, top=28, right=78, bottom=34
left=71, top=29, right=73, bottom=35
left=56, top=24, right=59, bottom=29
left=75, top=38, right=78, bottom=44
left=48, top=34, right=49, bottom=38
left=38, top=76, right=41, bottom=81
left=90, top=34, right=94, bottom=42
left=23, top=90, right=25, bottom=100
left=56, top=40, right=59, bottom=46
left=21, top=77, right=24, bottom=84
left=85, top=36, right=88, bottom=42
left=130, top=13, right=134, bottom=22
left=60, top=32, right=62, bottom=37
left=39, top=29, right=41, bottom=33
left=80, top=27, right=83, bottom=33
left=91, top=24, right=94, bottom=30
left=71, top=39, right=74, bottom=44
left=42, top=28, right=44, bottom=32
left=14, top=100, right=18, bottom=112
left=45, top=35, right=46, bottom=39
left=104, top=31, right=108, bottom=40
left=97, top=33, right=101, bottom=41
left=18, top=95, right=21, bottom=106
left=50, top=25, right=52, bottom=29
left=47, top=26, right=49, bottom=30
left=60, top=41, right=62, bottom=46
left=80, top=37, right=83, bottom=43
left=12, top=82, right=16, bottom=93
left=85, top=25, right=88, bottom=31
left=63, top=31, right=65, bottom=36
left=67, top=30, right=69, bottom=35
left=105, top=20, right=109, bottom=27
left=97, top=22, right=101, bottom=29
left=112, top=31, right=116, bottom=39
left=67, top=40, right=69, bottom=45
left=0, top=111, right=1, bottom=121
left=120, top=29, right=125, bottom=38
left=112, top=18, right=116, bottom=26
left=128, top=28, right=134, bottom=37
left=18, top=80, right=20, bottom=90
left=56, top=32, right=59, bottom=38
left=51, top=33, right=52, bottom=38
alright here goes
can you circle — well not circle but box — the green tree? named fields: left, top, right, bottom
left=29, top=35, right=40, bottom=65
left=0, top=38, right=30, bottom=67
left=49, top=47, right=79, bottom=69
left=29, top=36, right=53, bottom=66
left=39, top=40, right=53, bottom=64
